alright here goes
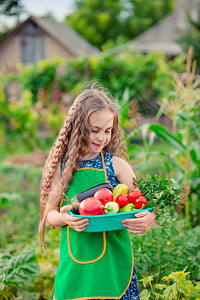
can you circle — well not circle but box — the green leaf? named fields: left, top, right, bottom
left=163, top=283, right=178, bottom=300
left=0, top=196, right=8, bottom=209
left=139, top=275, right=154, bottom=286
left=0, top=289, right=8, bottom=300
left=155, top=283, right=168, bottom=290
left=189, top=141, right=200, bottom=163
left=139, top=289, right=151, bottom=300
left=163, top=271, right=190, bottom=282
left=0, top=192, right=23, bottom=204
left=149, top=124, right=186, bottom=154
left=0, top=248, right=40, bottom=286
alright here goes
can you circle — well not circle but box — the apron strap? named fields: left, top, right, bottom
left=100, top=151, right=108, bottom=182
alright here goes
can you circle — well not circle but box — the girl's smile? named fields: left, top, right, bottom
left=83, top=109, right=114, bottom=160
left=92, top=143, right=102, bottom=147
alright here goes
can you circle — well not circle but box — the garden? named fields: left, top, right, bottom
left=0, top=47, right=200, bottom=299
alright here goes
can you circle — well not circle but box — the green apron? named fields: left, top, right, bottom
left=54, top=152, right=134, bottom=300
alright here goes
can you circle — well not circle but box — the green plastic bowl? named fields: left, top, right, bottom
left=68, top=207, right=154, bottom=232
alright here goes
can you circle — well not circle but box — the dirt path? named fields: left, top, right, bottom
left=6, top=150, right=48, bottom=168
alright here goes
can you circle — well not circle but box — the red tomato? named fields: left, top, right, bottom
left=134, top=197, right=148, bottom=209
left=128, top=189, right=143, bottom=204
left=93, top=188, right=113, bottom=204
left=115, top=194, right=129, bottom=208
left=79, top=197, right=103, bottom=215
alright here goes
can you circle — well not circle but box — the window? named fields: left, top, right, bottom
left=20, top=22, right=44, bottom=63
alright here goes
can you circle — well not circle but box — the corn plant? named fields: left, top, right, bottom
left=148, top=47, right=200, bottom=222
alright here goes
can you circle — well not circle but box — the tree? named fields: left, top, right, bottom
left=0, top=0, right=24, bottom=24
left=65, top=0, right=174, bottom=50
left=125, top=0, right=174, bottom=38
left=66, top=0, right=126, bottom=50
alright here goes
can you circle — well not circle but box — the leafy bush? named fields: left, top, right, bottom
left=132, top=220, right=200, bottom=284
left=0, top=248, right=40, bottom=299
left=61, top=50, right=185, bottom=114
left=0, top=50, right=186, bottom=154
left=140, top=271, right=200, bottom=299
left=19, top=59, right=62, bottom=104
left=0, top=74, right=67, bottom=154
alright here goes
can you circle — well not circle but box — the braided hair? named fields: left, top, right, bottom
left=39, top=83, right=127, bottom=247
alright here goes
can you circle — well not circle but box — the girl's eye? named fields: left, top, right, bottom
left=91, top=128, right=112, bottom=134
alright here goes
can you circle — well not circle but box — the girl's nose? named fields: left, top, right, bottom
left=97, top=131, right=105, bottom=141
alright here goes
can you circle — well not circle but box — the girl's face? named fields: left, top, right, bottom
left=84, top=109, right=114, bottom=160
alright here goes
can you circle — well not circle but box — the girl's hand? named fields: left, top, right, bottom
left=122, top=211, right=156, bottom=234
left=60, top=206, right=89, bottom=232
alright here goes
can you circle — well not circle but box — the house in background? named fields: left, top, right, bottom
left=0, top=15, right=100, bottom=71
left=128, top=0, right=199, bottom=58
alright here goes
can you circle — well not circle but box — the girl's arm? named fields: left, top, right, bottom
left=45, top=164, right=89, bottom=231
left=46, top=206, right=89, bottom=231
left=112, top=156, right=136, bottom=190
left=112, top=156, right=156, bottom=233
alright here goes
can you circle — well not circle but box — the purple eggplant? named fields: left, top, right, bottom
left=63, top=183, right=113, bottom=214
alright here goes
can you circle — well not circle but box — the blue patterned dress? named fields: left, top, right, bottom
left=60, top=152, right=140, bottom=300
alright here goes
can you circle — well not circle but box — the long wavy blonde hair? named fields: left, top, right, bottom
left=39, top=84, right=127, bottom=247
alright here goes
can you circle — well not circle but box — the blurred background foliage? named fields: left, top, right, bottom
left=0, top=0, right=174, bottom=50
left=0, top=0, right=200, bottom=298
left=0, top=50, right=186, bottom=157
left=65, top=0, right=174, bottom=50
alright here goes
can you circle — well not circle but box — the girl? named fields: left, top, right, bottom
left=39, top=83, right=155, bottom=300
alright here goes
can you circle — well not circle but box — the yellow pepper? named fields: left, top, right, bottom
left=113, top=183, right=129, bottom=201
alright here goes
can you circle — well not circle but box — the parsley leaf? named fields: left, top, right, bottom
left=133, top=174, right=190, bottom=226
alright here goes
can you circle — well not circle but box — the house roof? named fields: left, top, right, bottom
left=0, top=15, right=100, bottom=56
left=128, top=0, right=199, bottom=56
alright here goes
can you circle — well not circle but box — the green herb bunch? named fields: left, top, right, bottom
left=133, top=174, right=190, bottom=226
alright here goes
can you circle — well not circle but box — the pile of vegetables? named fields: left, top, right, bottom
left=63, top=174, right=190, bottom=227
left=63, top=182, right=150, bottom=216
